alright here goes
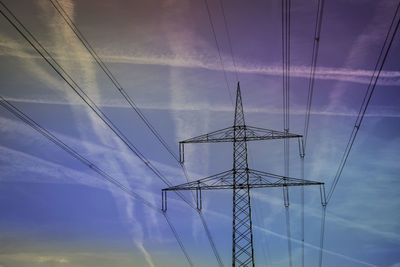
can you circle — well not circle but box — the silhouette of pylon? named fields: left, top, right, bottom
left=162, top=83, right=324, bottom=266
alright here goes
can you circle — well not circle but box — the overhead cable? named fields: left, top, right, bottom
left=326, top=1, right=400, bottom=204
left=301, top=0, right=326, bottom=266
left=0, top=96, right=193, bottom=266
left=1, top=2, right=222, bottom=264
left=48, top=0, right=180, bottom=163
left=218, top=0, right=239, bottom=82
left=320, top=3, right=400, bottom=266
left=281, top=0, right=292, bottom=266
left=48, top=1, right=224, bottom=263
left=0, top=0, right=196, bottom=210
left=303, top=0, right=326, bottom=150
left=204, top=0, right=234, bottom=107
left=318, top=205, right=327, bottom=267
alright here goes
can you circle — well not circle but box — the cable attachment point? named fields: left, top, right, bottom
left=162, top=190, right=167, bottom=212
left=320, top=184, right=327, bottom=207
left=196, top=183, right=202, bottom=211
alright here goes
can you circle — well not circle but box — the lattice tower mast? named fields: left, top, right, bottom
left=162, top=83, right=325, bottom=266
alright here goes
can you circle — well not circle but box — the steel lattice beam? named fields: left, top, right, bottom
left=180, top=126, right=301, bottom=144
left=163, top=169, right=323, bottom=191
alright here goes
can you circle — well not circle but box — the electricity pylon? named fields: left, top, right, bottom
left=162, top=83, right=324, bottom=266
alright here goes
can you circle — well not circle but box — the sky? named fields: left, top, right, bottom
left=0, top=0, right=399, bottom=266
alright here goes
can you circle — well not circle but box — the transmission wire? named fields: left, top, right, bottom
left=303, top=0, right=326, bottom=150
left=204, top=0, right=234, bottom=107
left=0, top=5, right=206, bottom=264
left=0, top=0, right=198, bottom=210
left=319, top=3, right=400, bottom=266
left=0, top=3, right=228, bottom=265
left=48, top=0, right=180, bottom=163
left=318, top=205, right=327, bottom=267
left=253, top=197, right=270, bottom=267
left=326, top=1, right=400, bottom=204
left=0, top=96, right=193, bottom=266
left=248, top=146, right=270, bottom=266
left=164, top=212, right=194, bottom=267
left=218, top=0, right=239, bottom=82
left=46, top=1, right=223, bottom=264
left=281, top=0, right=293, bottom=266
left=300, top=150, right=305, bottom=267
left=300, top=0, right=327, bottom=265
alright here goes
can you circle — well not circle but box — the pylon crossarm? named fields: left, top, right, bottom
left=162, top=168, right=323, bottom=192
left=247, top=169, right=323, bottom=187
left=163, top=170, right=234, bottom=191
left=180, top=126, right=235, bottom=144
left=245, top=125, right=302, bottom=140
left=180, top=126, right=301, bottom=145
left=179, top=126, right=302, bottom=163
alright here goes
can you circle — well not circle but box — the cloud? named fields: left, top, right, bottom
left=1, top=1, right=159, bottom=263
left=36, top=256, right=69, bottom=264
left=4, top=95, right=400, bottom=120
left=0, top=144, right=104, bottom=188
left=160, top=0, right=214, bottom=242
left=325, top=1, right=398, bottom=112
left=0, top=251, right=166, bottom=267
left=38, top=1, right=158, bottom=264
left=1, top=31, right=399, bottom=88
left=252, top=191, right=400, bottom=243
left=205, top=209, right=378, bottom=267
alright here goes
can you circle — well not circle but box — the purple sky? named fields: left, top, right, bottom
left=1, top=0, right=400, bottom=266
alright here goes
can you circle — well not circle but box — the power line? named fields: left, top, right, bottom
left=46, top=3, right=223, bottom=262
left=48, top=0, right=180, bottom=163
left=303, top=0, right=326, bottom=151
left=301, top=0, right=326, bottom=266
left=48, top=2, right=223, bottom=262
left=218, top=0, right=239, bottom=82
left=204, top=0, right=234, bottom=107
left=248, top=144, right=270, bottom=267
left=320, top=3, right=400, bottom=266
left=0, top=0, right=195, bottom=210
left=1, top=1, right=222, bottom=264
left=253, top=204, right=269, bottom=267
left=163, top=212, right=194, bottom=266
left=198, top=211, right=224, bottom=267
left=318, top=205, right=327, bottom=267
left=181, top=165, right=224, bottom=266
left=0, top=96, right=193, bottom=266
left=300, top=149, right=305, bottom=267
left=326, top=0, right=400, bottom=204
left=281, top=0, right=292, bottom=266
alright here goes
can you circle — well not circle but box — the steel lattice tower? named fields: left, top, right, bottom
left=162, top=83, right=324, bottom=266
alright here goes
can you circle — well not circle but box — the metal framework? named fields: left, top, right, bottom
left=162, top=83, right=324, bottom=266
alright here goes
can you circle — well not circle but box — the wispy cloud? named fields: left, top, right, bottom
left=106, top=54, right=400, bottom=86
left=1, top=34, right=399, bottom=87
left=160, top=0, right=214, bottom=242
left=325, top=0, right=398, bottom=112
left=205, top=209, right=377, bottom=267
left=0, top=144, right=105, bottom=188
left=0, top=1, right=158, bottom=264
left=35, top=256, right=69, bottom=264
left=4, top=95, right=400, bottom=119
left=0, top=251, right=164, bottom=267
left=252, top=191, right=400, bottom=242
left=40, top=1, right=157, bottom=264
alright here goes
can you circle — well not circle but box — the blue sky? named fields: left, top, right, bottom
left=0, top=0, right=400, bottom=266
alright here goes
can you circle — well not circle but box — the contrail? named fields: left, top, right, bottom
left=1, top=39, right=399, bottom=86
left=205, top=209, right=377, bottom=267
